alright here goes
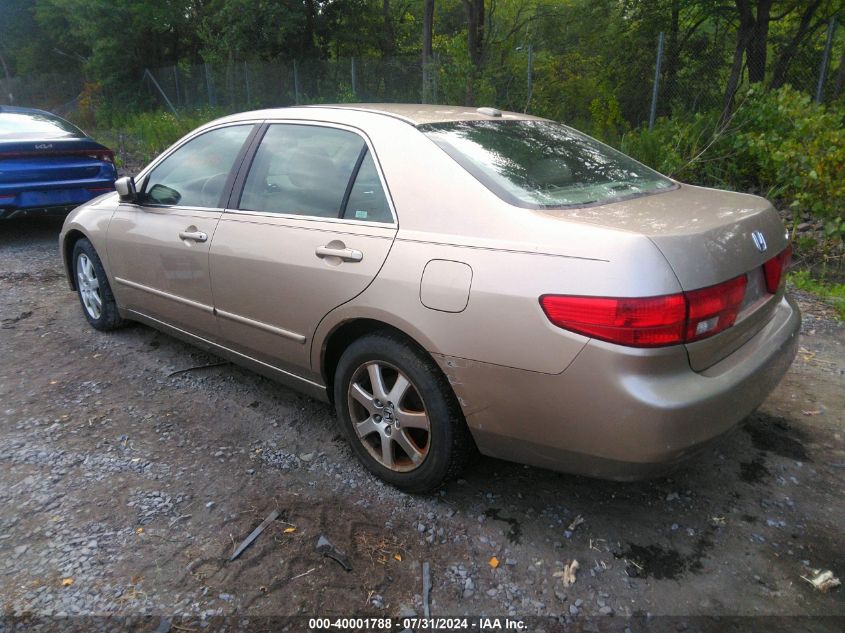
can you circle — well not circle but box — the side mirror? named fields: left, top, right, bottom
left=115, top=176, right=137, bottom=202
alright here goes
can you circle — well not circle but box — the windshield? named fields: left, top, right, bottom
left=420, top=120, right=675, bottom=208
left=0, top=111, right=86, bottom=141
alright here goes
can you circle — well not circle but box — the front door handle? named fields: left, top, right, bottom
left=179, top=230, right=208, bottom=243
left=315, top=245, right=363, bottom=262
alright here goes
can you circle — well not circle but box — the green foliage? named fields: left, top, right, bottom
left=621, top=87, right=845, bottom=222
left=789, top=270, right=845, bottom=320
left=90, top=108, right=225, bottom=165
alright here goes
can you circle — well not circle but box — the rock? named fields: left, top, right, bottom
left=599, top=605, right=614, bottom=616
left=300, top=452, right=315, bottom=462
left=569, top=604, right=579, bottom=615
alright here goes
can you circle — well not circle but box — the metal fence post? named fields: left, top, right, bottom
left=649, top=32, right=664, bottom=130
left=525, top=43, right=533, bottom=113
left=815, top=18, right=836, bottom=104
left=143, top=69, right=178, bottom=116
left=172, top=66, right=180, bottom=108
left=204, top=62, right=217, bottom=107
left=351, top=57, right=357, bottom=96
left=433, top=53, right=438, bottom=103
left=244, top=61, right=251, bottom=105
left=293, top=61, right=300, bottom=105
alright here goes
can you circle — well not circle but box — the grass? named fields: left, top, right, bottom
left=788, top=270, right=845, bottom=320
left=90, top=108, right=226, bottom=167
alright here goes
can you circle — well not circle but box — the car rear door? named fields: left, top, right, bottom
left=208, top=121, right=397, bottom=377
left=107, top=123, right=257, bottom=340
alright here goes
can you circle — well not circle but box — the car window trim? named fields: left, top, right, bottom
left=225, top=122, right=270, bottom=211
left=227, top=119, right=398, bottom=227
left=338, top=145, right=369, bottom=219
left=129, top=121, right=262, bottom=212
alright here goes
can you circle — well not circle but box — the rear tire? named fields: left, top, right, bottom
left=72, top=238, right=126, bottom=331
left=333, top=331, right=472, bottom=493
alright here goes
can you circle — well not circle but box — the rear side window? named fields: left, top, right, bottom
left=420, top=120, right=675, bottom=208
left=239, top=124, right=392, bottom=222
left=142, top=125, right=253, bottom=208
left=0, top=111, right=85, bottom=140
left=342, top=151, right=392, bottom=223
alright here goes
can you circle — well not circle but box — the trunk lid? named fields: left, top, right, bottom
left=541, top=183, right=790, bottom=370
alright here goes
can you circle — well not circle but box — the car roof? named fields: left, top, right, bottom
left=0, top=105, right=57, bottom=117
left=216, top=103, right=547, bottom=126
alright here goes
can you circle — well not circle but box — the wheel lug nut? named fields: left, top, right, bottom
left=374, top=415, right=382, bottom=422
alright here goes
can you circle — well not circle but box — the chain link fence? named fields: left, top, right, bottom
left=2, top=20, right=841, bottom=133
left=143, top=56, right=429, bottom=113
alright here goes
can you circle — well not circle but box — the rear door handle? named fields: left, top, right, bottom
left=315, top=246, right=363, bottom=262
left=179, top=230, right=208, bottom=243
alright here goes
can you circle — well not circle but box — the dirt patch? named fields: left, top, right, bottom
left=744, top=414, right=811, bottom=461
left=1, top=218, right=844, bottom=624
left=1, top=310, right=33, bottom=328
left=483, top=508, right=523, bottom=545
left=739, top=457, right=770, bottom=483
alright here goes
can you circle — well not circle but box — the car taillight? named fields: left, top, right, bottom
left=684, top=275, right=747, bottom=342
left=539, top=294, right=687, bottom=347
left=540, top=274, right=748, bottom=348
left=87, top=149, right=114, bottom=163
left=763, top=245, right=791, bottom=294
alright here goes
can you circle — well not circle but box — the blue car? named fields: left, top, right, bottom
left=0, top=106, right=117, bottom=219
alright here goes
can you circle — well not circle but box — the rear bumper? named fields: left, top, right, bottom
left=0, top=181, right=115, bottom=219
left=0, top=204, right=80, bottom=219
left=437, top=294, right=801, bottom=480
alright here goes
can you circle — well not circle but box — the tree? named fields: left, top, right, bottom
left=422, top=0, right=435, bottom=102
left=463, top=0, right=485, bottom=104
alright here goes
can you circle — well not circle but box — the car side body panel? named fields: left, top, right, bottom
left=434, top=294, right=800, bottom=479
left=313, top=231, right=681, bottom=375
left=105, top=203, right=222, bottom=340
left=59, top=104, right=802, bottom=482
left=210, top=212, right=396, bottom=377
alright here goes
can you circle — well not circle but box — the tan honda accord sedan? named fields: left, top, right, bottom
left=60, top=104, right=800, bottom=492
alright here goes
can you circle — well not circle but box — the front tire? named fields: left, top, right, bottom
left=333, top=332, right=472, bottom=493
left=72, top=238, right=126, bottom=331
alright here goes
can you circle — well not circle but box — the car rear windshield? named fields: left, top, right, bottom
left=419, top=120, right=675, bottom=208
left=0, top=111, right=86, bottom=140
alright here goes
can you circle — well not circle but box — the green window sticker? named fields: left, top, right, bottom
left=354, top=209, right=368, bottom=219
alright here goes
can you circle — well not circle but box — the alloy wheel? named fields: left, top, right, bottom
left=347, top=361, right=431, bottom=472
left=76, top=253, right=102, bottom=320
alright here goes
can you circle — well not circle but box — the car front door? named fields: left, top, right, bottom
left=107, top=123, right=256, bottom=340
left=209, top=122, right=398, bottom=378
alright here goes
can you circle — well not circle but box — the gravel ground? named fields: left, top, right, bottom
left=1, top=217, right=843, bottom=632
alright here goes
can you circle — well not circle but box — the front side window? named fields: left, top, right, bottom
left=239, top=124, right=391, bottom=222
left=420, top=120, right=675, bottom=208
left=143, top=125, right=253, bottom=208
